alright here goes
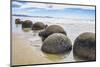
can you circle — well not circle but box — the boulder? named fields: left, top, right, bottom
left=41, top=33, right=72, bottom=54
left=32, top=22, right=47, bottom=30
left=15, top=18, right=22, bottom=24
left=73, top=32, right=96, bottom=61
left=22, top=20, right=33, bottom=28
left=39, top=25, right=67, bottom=41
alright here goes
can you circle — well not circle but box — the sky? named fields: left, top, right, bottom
left=12, top=0, right=95, bottom=20
left=12, top=0, right=95, bottom=5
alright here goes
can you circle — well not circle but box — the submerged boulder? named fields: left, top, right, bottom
left=41, top=33, right=72, bottom=54
left=39, top=25, right=67, bottom=41
left=22, top=20, right=33, bottom=28
left=15, top=18, right=22, bottom=24
left=32, top=22, right=47, bottom=30
left=73, top=32, right=96, bottom=60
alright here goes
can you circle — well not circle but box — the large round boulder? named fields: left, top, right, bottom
left=73, top=32, right=96, bottom=60
left=39, top=25, right=67, bottom=41
left=15, top=18, right=22, bottom=24
left=41, top=33, right=72, bottom=54
left=22, top=20, right=33, bottom=28
left=32, top=22, right=47, bottom=30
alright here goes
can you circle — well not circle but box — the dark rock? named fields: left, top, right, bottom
left=15, top=18, right=22, bottom=24
left=41, top=33, right=72, bottom=54
left=73, top=32, right=96, bottom=61
left=32, top=22, right=47, bottom=30
left=22, top=20, right=33, bottom=28
left=39, top=25, right=67, bottom=41
left=20, top=21, right=24, bottom=23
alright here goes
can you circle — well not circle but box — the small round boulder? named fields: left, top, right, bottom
left=15, top=18, right=22, bottom=24
left=73, top=32, right=96, bottom=60
left=39, top=25, right=67, bottom=41
left=22, top=20, right=33, bottom=28
left=41, top=33, right=72, bottom=54
left=32, top=22, right=47, bottom=30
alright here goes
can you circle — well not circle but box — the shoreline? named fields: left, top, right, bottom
left=12, top=22, right=95, bottom=65
left=12, top=33, right=53, bottom=65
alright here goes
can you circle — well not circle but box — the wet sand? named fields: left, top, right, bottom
left=12, top=33, right=69, bottom=65
left=12, top=33, right=54, bottom=65
left=12, top=22, right=95, bottom=66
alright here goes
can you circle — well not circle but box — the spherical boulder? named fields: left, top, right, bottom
left=15, top=18, right=22, bottom=24
left=73, top=32, right=96, bottom=60
left=41, top=33, right=72, bottom=54
left=32, top=22, right=47, bottom=30
left=39, top=25, right=67, bottom=41
left=22, top=20, right=33, bottom=28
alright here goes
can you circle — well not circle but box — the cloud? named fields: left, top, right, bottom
left=12, top=1, right=23, bottom=8
left=12, top=0, right=95, bottom=19
left=12, top=4, right=21, bottom=8
left=12, top=0, right=95, bottom=11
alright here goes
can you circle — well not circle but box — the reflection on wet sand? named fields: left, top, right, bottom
left=22, top=28, right=31, bottom=32
left=43, top=51, right=71, bottom=62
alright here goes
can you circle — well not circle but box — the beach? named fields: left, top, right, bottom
left=12, top=16, right=95, bottom=65
left=12, top=33, right=53, bottom=65
left=12, top=32, right=73, bottom=65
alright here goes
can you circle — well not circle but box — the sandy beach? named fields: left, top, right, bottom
left=12, top=33, right=71, bottom=65
left=12, top=22, right=95, bottom=66
left=12, top=33, right=54, bottom=65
